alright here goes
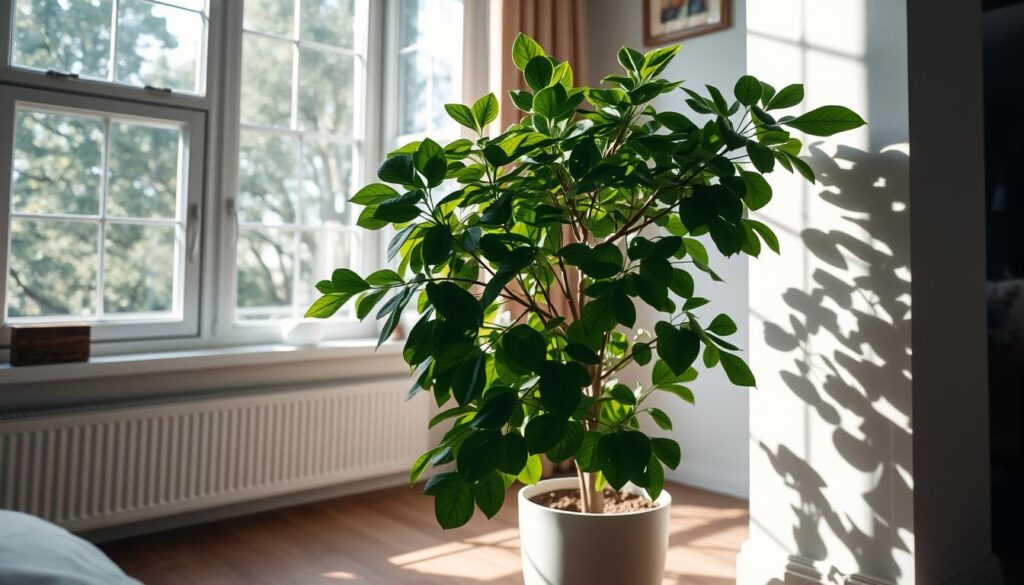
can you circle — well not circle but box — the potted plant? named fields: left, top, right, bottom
left=306, top=34, right=864, bottom=585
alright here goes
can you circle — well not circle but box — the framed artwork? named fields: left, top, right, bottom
left=643, top=0, right=732, bottom=46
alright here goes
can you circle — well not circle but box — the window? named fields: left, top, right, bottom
left=393, top=0, right=465, bottom=145
left=11, top=0, right=208, bottom=95
left=0, top=0, right=469, bottom=352
left=232, top=0, right=367, bottom=323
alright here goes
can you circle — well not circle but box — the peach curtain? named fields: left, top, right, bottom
left=496, top=0, right=588, bottom=129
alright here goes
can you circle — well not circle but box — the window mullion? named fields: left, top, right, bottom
left=108, top=0, right=121, bottom=84
left=96, top=116, right=112, bottom=320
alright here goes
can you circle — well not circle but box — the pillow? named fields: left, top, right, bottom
left=0, top=511, right=140, bottom=585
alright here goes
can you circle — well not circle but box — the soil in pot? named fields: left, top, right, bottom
left=529, top=488, right=659, bottom=513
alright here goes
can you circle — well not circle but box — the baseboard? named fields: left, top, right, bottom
left=82, top=472, right=410, bottom=543
left=738, top=538, right=896, bottom=585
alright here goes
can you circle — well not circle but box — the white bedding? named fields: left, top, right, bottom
left=0, top=511, right=140, bottom=585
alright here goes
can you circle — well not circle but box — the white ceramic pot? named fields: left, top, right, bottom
left=518, top=477, right=672, bottom=585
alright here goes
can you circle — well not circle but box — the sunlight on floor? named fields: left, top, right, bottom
left=387, top=527, right=522, bottom=581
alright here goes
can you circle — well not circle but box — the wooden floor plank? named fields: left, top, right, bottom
left=102, top=482, right=747, bottom=585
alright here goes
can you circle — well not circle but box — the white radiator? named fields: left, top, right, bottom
left=0, top=380, right=428, bottom=532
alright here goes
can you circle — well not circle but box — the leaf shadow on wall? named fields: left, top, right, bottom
left=757, top=143, right=912, bottom=582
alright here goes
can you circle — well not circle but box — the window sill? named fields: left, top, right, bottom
left=0, top=338, right=405, bottom=387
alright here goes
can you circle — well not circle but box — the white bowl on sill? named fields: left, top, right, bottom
left=280, top=319, right=324, bottom=346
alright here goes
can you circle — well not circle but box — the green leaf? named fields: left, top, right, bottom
left=472, top=390, right=517, bottom=430
left=524, top=56, right=554, bottom=91
left=708, top=314, right=738, bottom=336
left=648, top=407, right=673, bottom=431
left=452, top=351, right=487, bottom=405
left=503, top=325, right=547, bottom=372
left=331, top=268, right=369, bottom=293
left=497, top=433, right=528, bottom=475
left=766, top=83, right=804, bottom=110
left=426, top=281, right=482, bottom=331
left=474, top=472, right=505, bottom=518
left=703, top=344, right=720, bottom=368
left=366, top=269, right=403, bottom=286
left=457, top=430, right=500, bottom=480
left=435, top=480, right=474, bottom=529
left=651, top=437, right=681, bottom=469
left=617, top=46, right=645, bottom=77
left=421, top=224, right=453, bottom=265
left=734, top=75, right=763, bottom=106
left=414, top=138, right=448, bottom=187
left=599, top=430, right=651, bottom=490
left=305, top=293, right=351, bottom=318
left=641, top=45, right=681, bottom=78
left=654, top=321, right=700, bottom=375
left=429, top=405, right=475, bottom=429
left=658, top=384, right=695, bottom=405
left=576, top=431, right=602, bottom=472
left=784, top=105, right=866, bottom=136
left=509, top=90, right=534, bottom=112
left=608, top=383, right=637, bottom=406
left=558, top=242, right=623, bottom=279
left=532, top=84, right=567, bottom=120
left=525, top=414, right=564, bottom=454
left=355, top=289, right=387, bottom=320
left=564, top=342, right=600, bottom=364
left=377, top=154, right=418, bottom=185
left=746, top=142, right=775, bottom=173
left=748, top=219, right=780, bottom=253
left=645, top=454, right=665, bottom=500
left=720, top=352, right=757, bottom=386
left=350, top=183, right=399, bottom=205
left=547, top=420, right=584, bottom=463
left=445, top=103, right=478, bottom=132
left=633, top=342, right=652, bottom=366
left=538, top=361, right=588, bottom=417
left=740, top=170, right=773, bottom=210
left=517, top=454, right=543, bottom=485
left=512, top=33, right=545, bottom=71
left=471, top=93, right=499, bottom=128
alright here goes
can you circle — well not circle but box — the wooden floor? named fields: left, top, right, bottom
left=102, top=481, right=748, bottom=585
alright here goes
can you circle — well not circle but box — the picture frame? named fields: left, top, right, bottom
left=643, top=0, right=732, bottom=46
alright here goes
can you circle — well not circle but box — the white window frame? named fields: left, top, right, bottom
left=0, top=87, right=206, bottom=343
left=0, top=0, right=481, bottom=358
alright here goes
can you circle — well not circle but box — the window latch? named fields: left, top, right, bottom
left=144, top=85, right=173, bottom=94
left=226, top=198, right=239, bottom=246
left=186, top=203, right=201, bottom=263
left=45, top=70, right=79, bottom=80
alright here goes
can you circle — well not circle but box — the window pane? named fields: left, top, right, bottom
left=297, top=229, right=355, bottom=312
left=236, top=228, right=295, bottom=320
left=115, top=0, right=204, bottom=94
left=238, top=131, right=299, bottom=224
left=103, top=223, right=177, bottom=315
left=12, top=110, right=104, bottom=216
left=301, top=140, right=354, bottom=226
left=298, top=47, right=355, bottom=135
left=398, top=50, right=429, bottom=135
left=241, top=33, right=294, bottom=127
left=107, top=122, right=181, bottom=219
left=300, top=0, right=355, bottom=48
left=398, top=0, right=426, bottom=48
left=243, top=0, right=294, bottom=37
left=12, top=0, right=113, bottom=79
left=7, top=218, right=98, bottom=318
left=431, top=55, right=460, bottom=131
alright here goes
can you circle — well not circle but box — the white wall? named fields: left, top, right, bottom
left=739, top=1, right=996, bottom=584
left=739, top=0, right=914, bottom=581
left=586, top=0, right=750, bottom=499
